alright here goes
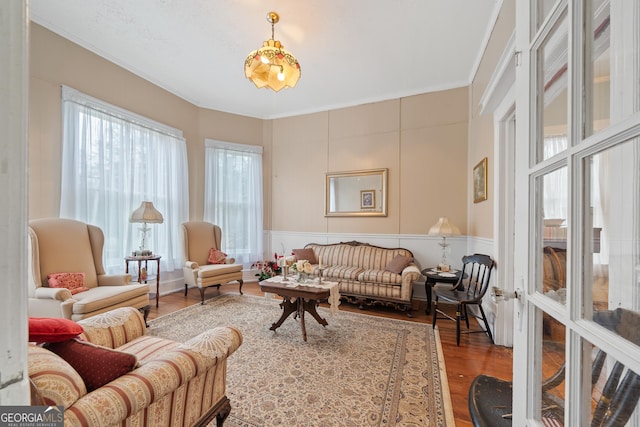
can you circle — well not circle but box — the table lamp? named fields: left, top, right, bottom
left=428, top=217, right=460, bottom=270
left=129, top=201, right=163, bottom=256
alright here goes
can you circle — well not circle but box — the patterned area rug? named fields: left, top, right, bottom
left=147, top=294, right=452, bottom=427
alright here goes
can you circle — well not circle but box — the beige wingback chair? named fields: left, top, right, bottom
left=181, top=221, right=244, bottom=304
left=28, top=218, right=150, bottom=322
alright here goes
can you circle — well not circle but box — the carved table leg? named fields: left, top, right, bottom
left=269, top=297, right=297, bottom=332
left=298, top=300, right=307, bottom=341
left=303, top=298, right=328, bottom=327
left=269, top=296, right=329, bottom=341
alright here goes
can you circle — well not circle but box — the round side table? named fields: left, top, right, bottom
left=125, top=255, right=161, bottom=307
left=421, top=267, right=462, bottom=315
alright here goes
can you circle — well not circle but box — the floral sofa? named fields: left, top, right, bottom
left=28, top=307, right=242, bottom=427
left=300, top=241, right=421, bottom=316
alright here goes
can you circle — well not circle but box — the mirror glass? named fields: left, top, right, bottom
left=325, top=169, right=388, bottom=217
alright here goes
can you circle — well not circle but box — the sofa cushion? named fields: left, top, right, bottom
left=28, top=344, right=87, bottom=408
left=323, top=265, right=365, bottom=281
left=28, top=317, right=84, bottom=343
left=47, top=272, right=90, bottom=295
left=384, top=255, right=413, bottom=274
left=117, top=335, right=180, bottom=364
left=357, top=269, right=404, bottom=285
left=44, top=338, right=138, bottom=392
left=208, top=248, right=227, bottom=264
left=292, top=248, right=317, bottom=264
left=340, top=280, right=404, bottom=300
left=309, top=243, right=414, bottom=271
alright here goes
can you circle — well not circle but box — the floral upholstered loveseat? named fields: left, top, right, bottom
left=28, top=307, right=242, bottom=427
left=299, top=241, right=421, bottom=316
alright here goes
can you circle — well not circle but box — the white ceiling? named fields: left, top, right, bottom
left=30, top=0, right=500, bottom=120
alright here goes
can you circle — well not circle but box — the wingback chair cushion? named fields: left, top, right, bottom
left=29, top=218, right=150, bottom=321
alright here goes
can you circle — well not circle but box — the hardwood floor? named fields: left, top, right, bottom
left=148, top=281, right=514, bottom=426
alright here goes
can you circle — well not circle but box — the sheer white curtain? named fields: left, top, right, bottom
left=204, top=139, right=263, bottom=268
left=60, top=86, right=189, bottom=274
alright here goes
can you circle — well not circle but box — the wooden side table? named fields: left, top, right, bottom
left=421, top=267, right=463, bottom=315
left=125, top=255, right=161, bottom=307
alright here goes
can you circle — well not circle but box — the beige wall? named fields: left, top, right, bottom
left=270, top=88, right=469, bottom=235
left=29, top=23, right=473, bottom=239
left=467, top=0, right=515, bottom=238
left=29, top=23, right=262, bottom=220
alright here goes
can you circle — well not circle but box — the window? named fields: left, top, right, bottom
left=60, top=86, right=189, bottom=274
left=204, top=139, right=263, bottom=268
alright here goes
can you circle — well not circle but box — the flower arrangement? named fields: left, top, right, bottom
left=251, top=253, right=282, bottom=281
left=291, top=260, right=313, bottom=274
left=291, top=259, right=313, bottom=282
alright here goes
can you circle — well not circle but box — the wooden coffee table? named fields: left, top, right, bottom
left=259, top=276, right=337, bottom=341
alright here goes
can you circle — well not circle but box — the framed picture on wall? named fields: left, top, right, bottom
left=360, top=190, right=375, bottom=209
left=473, top=157, right=488, bottom=203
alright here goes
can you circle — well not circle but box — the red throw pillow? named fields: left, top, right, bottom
left=292, top=248, right=317, bottom=264
left=47, top=272, right=89, bottom=295
left=44, top=339, right=138, bottom=392
left=384, top=255, right=413, bottom=274
left=208, top=248, right=227, bottom=264
left=28, top=317, right=84, bottom=343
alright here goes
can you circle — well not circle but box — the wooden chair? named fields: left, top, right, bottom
left=468, top=308, right=640, bottom=426
left=431, top=254, right=495, bottom=346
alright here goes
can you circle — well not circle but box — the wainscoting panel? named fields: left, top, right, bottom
left=268, top=230, right=470, bottom=302
left=269, top=230, right=469, bottom=271
left=157, top=232, right=507, bottom=345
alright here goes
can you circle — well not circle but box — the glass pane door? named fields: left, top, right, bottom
left=513, top=0, right=640, bottom=424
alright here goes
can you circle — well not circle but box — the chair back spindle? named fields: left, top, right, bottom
left=432, top=253, right=495, bottom=346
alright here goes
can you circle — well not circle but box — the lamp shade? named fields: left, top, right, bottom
left=428, top=217, right=460, bottom=237
left=129, top=201, right=163, bottom=224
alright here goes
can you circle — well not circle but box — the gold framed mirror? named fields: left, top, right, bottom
left=325, top=168, right=388, bottom=217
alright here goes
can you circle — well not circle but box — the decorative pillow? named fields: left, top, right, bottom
left=28, top=345, right=87, bottom=408
left=47, top=272, right=89, bottom=295
left=28, top=317, right=84, bottom=343
left=292, top=248, right=317, bottom=264
left=208, top=248, right=227, bottom=264
left=44, top=339, right=138, bottom=392
left=384, top=255, right=413, bottom=274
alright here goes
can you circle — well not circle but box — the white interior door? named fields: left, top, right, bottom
left=512, top=0, right=640, bottom=425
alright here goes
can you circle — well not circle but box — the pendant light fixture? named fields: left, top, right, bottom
left=244, top=11, right=301, bottom=91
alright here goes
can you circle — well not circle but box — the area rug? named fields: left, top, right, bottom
left=147, top=294, right=453, bottom=427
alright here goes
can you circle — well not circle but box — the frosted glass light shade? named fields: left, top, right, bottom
left=245, top=39, right=301, bottom=91
left=244, top=11, right=301, bottom=92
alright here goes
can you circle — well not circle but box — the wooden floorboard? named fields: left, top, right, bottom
left=148, top=281, right=514, bottom=426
